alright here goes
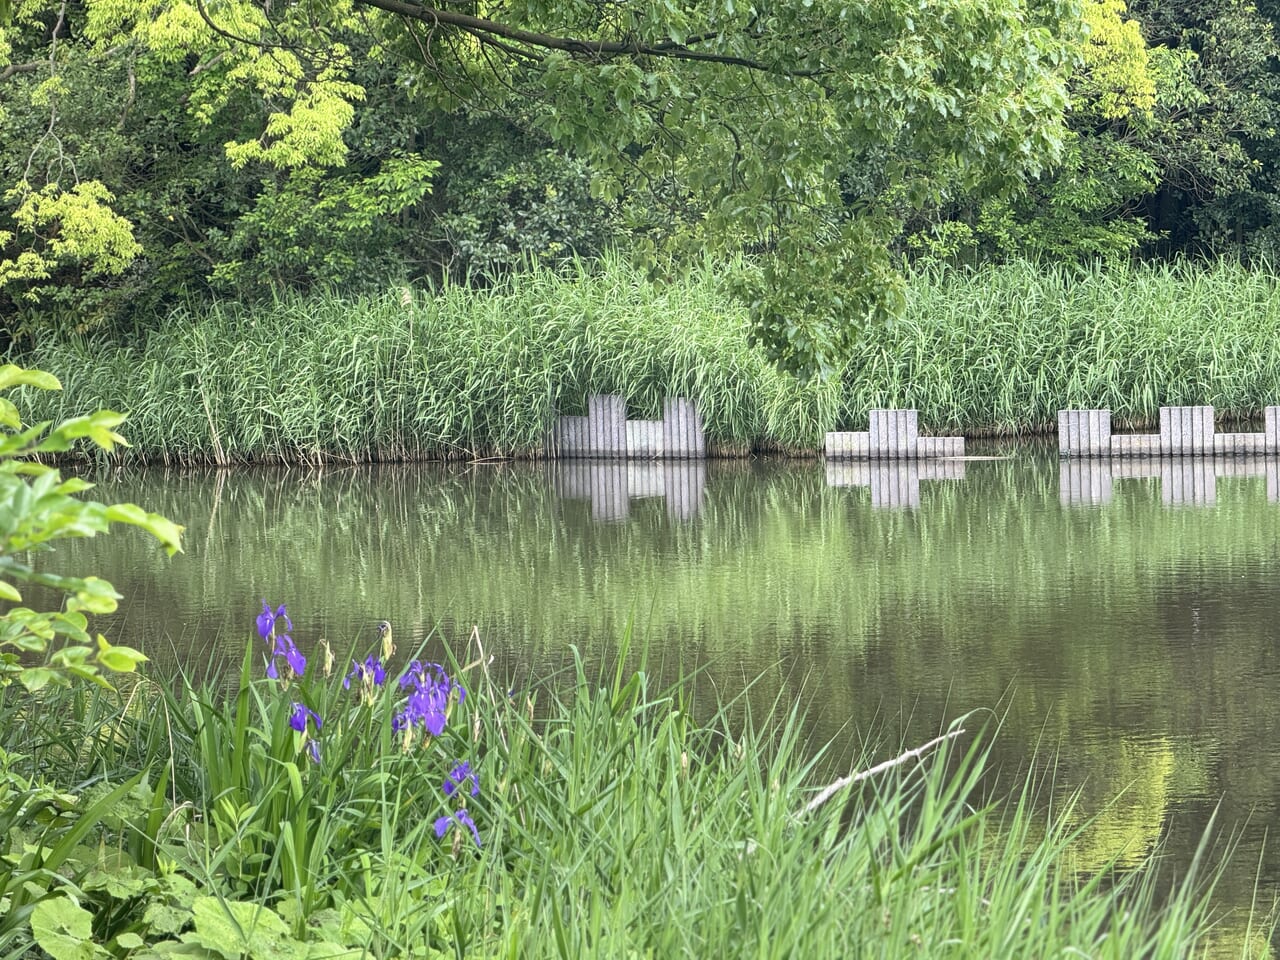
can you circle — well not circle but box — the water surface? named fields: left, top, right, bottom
left=43, top=447, right=1280, bottom=951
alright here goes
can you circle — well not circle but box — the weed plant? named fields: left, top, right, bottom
left=0, top=605, right=1259, bottom=957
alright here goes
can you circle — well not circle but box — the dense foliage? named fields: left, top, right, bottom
left=2, top=1, right=1278, bottom=373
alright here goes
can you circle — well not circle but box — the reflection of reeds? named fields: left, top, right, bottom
left=34, top=458, right=1280, bottom=919
left=53, top=457, right=1280, bottom=730
left=22, top=259, right=1280, bottom=462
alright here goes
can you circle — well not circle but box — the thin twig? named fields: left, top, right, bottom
left=801, top=727, right=966, bottom=816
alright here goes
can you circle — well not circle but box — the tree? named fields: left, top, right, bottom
left=1, top=0, right=1079, bottom=373
left=905, top=0, right=1280, bottom=263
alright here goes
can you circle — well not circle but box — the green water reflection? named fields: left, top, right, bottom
left=42, top=450, right=1280, bottom=951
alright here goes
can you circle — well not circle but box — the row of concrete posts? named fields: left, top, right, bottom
left=550, top=396, right=1280, bottom=463
left=1058, top=406, right=1280, bottom=457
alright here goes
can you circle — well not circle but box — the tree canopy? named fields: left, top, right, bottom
left=0, top=0, right=1082, bottom=372
left=1, top=1, right=1277, bottom=372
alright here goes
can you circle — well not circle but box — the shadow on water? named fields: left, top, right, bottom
left=33, top=447, right=1280, bottom=950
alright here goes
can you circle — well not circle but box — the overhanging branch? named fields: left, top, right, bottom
left=352, top=0, right=825, bottom=76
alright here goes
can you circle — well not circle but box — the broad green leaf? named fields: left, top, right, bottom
left=30, top=896, right=100, bottom=960
left=0, top=581, right=20, bottom=602
left=0, top=397, right=20, bottom=430
left=142, top=902, right=193, bottom=937
left=19, top=667, right=59, bottom=691
left=82, top=864, right=153, bottom=899
left=184, top=898, right=307, bottom=960
left=104, top=504, right=185, bottom=555
left=0, top=365, right=61, bottom=393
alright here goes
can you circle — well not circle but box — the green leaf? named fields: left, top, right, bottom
left=0, top=397, right=21, bottom=430
left=0, top=581, right=20, bottom=602
left=0, top=365, right=61, bottom=393
left=82, top=864, right=153, bottom=899
left=143, top=902, right=193, bottom=937
left=96, top=636, right=148, bottom=673
left=184, top=898, right=306, bottom=960
left=19, top=667, right=60, bottom=692
left=104, top=504, right=185, bottom=556
left=30, top=896, right=101, bottom=960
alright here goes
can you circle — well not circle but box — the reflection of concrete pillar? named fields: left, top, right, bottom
left=1268, top=459, right=1280, bottom=503
left=553, top=462, right=592, bottom=499
left=825, top=461, right=872, bottom=488
left=1059, top=460, right=1113, bottom=505
left=919, top=458, right=966, bottom=481
left=664, top=462, right=706, bottom=520
left=870, top=463, right=920, bottom=508
left=662, top=398, right=705, bottom=459
left=626, top=462, right=664, bottom=499
left=1160, top=458, right=1215, bottom=506
left=587, top=394, right=627, bottom=458
left=590, top=463, right=630, bottom=521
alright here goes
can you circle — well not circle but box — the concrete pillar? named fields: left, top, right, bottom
left=626, top=420, right=663, bottom=458
left=1059, top=410, right=1111, bottom=457
left=662, top=398, right=705, bottom=459
left=587, top=394, right=627, bottom=458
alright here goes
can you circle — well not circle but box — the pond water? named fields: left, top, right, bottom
left=43, top=445, right=1280, bottom=949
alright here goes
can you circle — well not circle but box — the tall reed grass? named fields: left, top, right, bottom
left=1, top=623, right=1258, bottom=958
left=19, top=257, right=1280, bottom=461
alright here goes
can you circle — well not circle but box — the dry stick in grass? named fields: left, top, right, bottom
left=801, top=727, right=967, bottom=817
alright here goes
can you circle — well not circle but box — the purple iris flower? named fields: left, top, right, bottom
left=267, top=634, right=306, bottom=682
left=444, top=761, right=480, bottom=798
left=398, top=661, right=466, bottom=703
left=289, top=702, right=322, bottom=762
left=257, top=601, right=292, bottom=641
left=289, top=702, right=322, bottom=733
left=344, top=655, right=387, bottom=690
left=434, top=809, right=481, bottom=848
left=393, top=660, right=466, bottom=748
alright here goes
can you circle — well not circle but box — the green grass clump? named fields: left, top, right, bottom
left=0, top=617, right=1257, bottom=958
left=861, top=259, right=1280, bottom=435
left=19, top=256, right=1280, bottom=459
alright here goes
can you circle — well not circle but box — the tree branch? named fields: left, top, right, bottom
left=0, top=61, right=42, bottom=82
left=802, top=727, right=967, bottom=815
left=353, top=0, right=825, bottom=76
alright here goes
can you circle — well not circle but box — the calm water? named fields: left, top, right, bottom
left=43, top=446, right=1280, bottom=950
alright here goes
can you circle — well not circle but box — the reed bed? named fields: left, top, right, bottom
left=18, top=257, right=1280, bottom=461
left=0, top=626, right=1256, bottom=958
